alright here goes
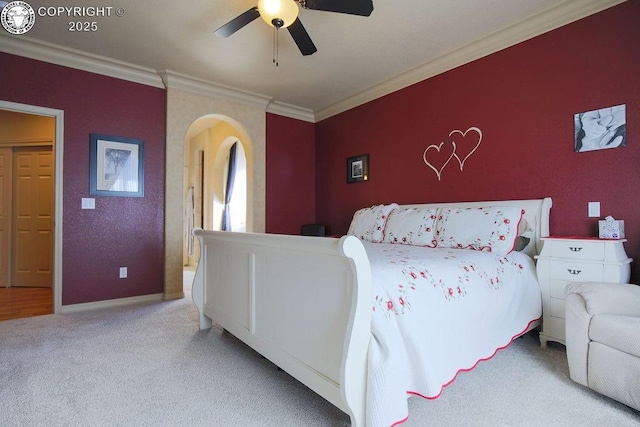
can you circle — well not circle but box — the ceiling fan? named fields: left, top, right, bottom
left=213, top=0, right=374, bottom=57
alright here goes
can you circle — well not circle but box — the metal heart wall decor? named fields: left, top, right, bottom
left=423, top=127, right=483, bottom=180
left=422, top=140, right=456, bottom=181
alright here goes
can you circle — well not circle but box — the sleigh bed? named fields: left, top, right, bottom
left=192, top=197, right=552, bottom=426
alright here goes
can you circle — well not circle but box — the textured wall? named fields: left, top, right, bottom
left=0, top=52, right=166, bottom=305
left=265, top=113, right=316, bottom=235
left=314, top=2, right=640, bottom=281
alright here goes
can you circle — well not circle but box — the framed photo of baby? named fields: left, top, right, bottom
left=574, top=104, right=626, bottom=153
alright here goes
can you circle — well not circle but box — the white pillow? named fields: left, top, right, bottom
left=347, top=203, right=398, bottom=242
left=382, top=207, right=438, bottom=247
left=435, top=206, right=524, bottom=255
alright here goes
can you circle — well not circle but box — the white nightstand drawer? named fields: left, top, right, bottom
left=548, top=260, right=604, bottom=282
left=548, top=297, right=565, bottom=319
left=548, top=240, right=605, bottom=261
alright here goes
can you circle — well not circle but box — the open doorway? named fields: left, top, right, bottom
left=0, top=101, right=64, bottom=320
left=183, top=115, right=250, bottom=268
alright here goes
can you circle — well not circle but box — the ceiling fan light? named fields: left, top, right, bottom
left=257, top=0, right=299, bottom=28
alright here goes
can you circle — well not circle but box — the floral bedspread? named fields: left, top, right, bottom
left=363, top=242, right=542, bottom=427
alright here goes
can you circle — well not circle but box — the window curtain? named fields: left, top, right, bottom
left=221, top=142, right=237, bottom=231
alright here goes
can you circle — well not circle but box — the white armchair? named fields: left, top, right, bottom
left=565, top=281, right=640, bottom=411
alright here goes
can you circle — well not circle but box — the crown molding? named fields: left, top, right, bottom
left=0, top=33, right=310, bottom=121
left=161, top=69, right=314, bottom=121
left=266, top=101, right=315, bottom=123
left=160, top=70, right=271, bottom=110
left=314, top=0, right=626, bottom=122
left=161, top=69, right=312, bottom=121
left=0, top=34, right=165, bottom=88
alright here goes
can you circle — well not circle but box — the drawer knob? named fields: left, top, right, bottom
left=567, top=269, right=582, bottom=275
left=569, top=247, right=583, bottom=252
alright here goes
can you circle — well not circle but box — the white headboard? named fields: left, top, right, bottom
left=401, top=197, right=553, bottom=257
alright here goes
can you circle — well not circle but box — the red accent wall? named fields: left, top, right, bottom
left=0, top=53, right=166, bottom=305
left=266, top=113, right=316, bottom=234
left=315, top=2, right=640, bottom=281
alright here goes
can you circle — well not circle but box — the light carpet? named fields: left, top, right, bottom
left=1, top=270, right=638, bottom=426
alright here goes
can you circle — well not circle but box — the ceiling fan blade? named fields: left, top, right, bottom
left=213, top=7, right=260, bottom=37
left=301, top=0, right=373, bottom=16
left=287, top=18, right=317, bottom=56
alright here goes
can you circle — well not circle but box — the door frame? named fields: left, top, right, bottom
left=0, top=100, right=63, bottom=313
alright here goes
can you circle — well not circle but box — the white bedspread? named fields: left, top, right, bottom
left=363, top=242, right=542, bottom=426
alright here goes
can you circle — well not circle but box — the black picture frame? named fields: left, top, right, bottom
left=346, top=154, right=369, bottom=184
left=90, top=133, right=144, bottom=197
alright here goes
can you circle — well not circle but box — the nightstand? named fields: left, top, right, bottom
left=535, top=237, right=631, bottom=347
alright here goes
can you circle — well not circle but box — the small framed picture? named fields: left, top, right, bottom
left=574, top=104, right=626, bottom=152
left=347, top=154, right=369, bottom=184
left=90, top=133, right=144, bottom=197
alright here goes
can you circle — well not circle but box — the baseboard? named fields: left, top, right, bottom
left=163, top=291, right=186, bottom=301
left=60, top=293, right=164, bottom=314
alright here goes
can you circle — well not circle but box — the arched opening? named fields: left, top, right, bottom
left=183, top=115, right=252, bottom=267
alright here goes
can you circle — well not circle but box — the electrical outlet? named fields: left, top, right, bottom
left=588, top=202, right=601, bottom=218
left=119, top=267, right=127, bottom=278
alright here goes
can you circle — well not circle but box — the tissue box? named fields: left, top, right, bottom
left=599, top=219, right=625, bottom=239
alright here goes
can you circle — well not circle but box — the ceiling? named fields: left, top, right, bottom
left=0, top=0, right=623, bottom=120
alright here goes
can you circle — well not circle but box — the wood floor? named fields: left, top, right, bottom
left=0, top=287, right=53, bottom=321
left=0, top=269, right=195, bottom=321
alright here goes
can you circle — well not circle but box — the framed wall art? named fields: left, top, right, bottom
left=347, top=154, right=369, bottom=184
left=574, top=104, right=626, bottom=153
left=90, top=133, right=144, bottom=197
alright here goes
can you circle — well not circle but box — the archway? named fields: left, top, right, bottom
left=183, top=115, right=252, bottom=267
left=162, top=79, right=267, bottom=301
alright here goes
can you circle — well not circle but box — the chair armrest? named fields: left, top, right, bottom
left=565, top=292, right=590, bottom=386
left=565, top=282, right=640, bottom=317
left=565, top=281, right=640, bottom=386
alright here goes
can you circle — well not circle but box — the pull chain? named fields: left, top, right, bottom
left=272, top=26, right=279, bottom=67
left=271, top=18, right=284, bottom=67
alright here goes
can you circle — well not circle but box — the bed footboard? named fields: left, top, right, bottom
left=192, top=229, right=371, bottom=426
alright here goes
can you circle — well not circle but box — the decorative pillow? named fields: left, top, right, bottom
left=347, top=203, right=398, bottom=242
left=435, top=206, right=524, bottom=255
left=382, top=207, right=438, bottom=247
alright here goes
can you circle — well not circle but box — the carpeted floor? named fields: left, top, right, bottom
left=0, top=269, right=638, bottom=426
